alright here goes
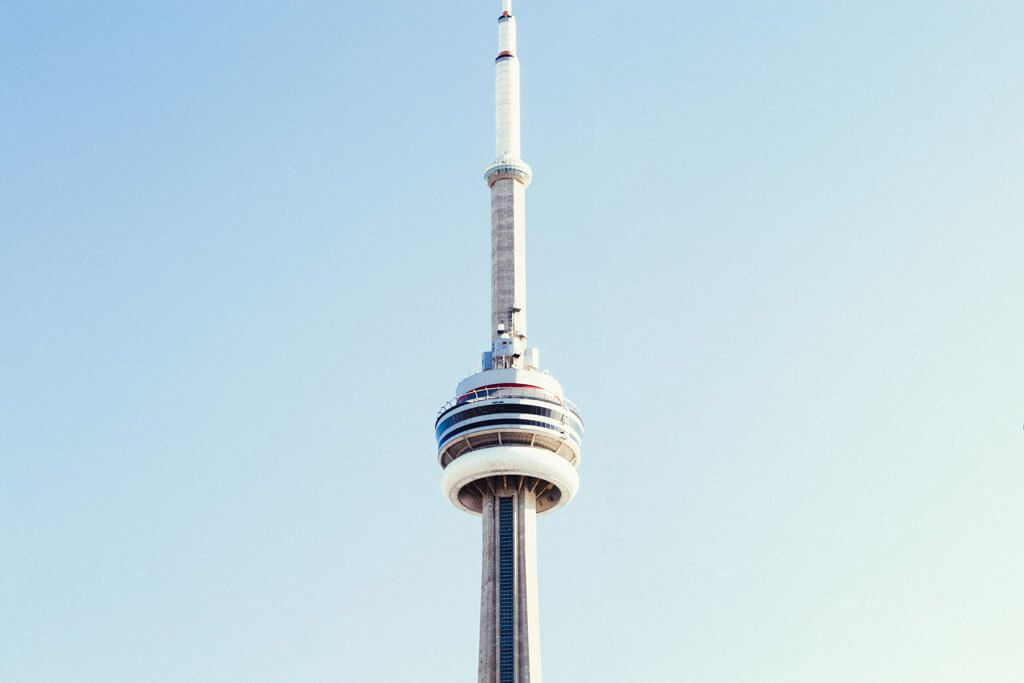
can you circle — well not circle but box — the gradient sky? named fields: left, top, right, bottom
left=2, top=1, right=1022, bottom=681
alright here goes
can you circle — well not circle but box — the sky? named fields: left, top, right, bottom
left=2, top=1, right=1022, bottom=681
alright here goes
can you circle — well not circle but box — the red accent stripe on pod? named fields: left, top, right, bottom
left=497, top=51, right=513, bottom=58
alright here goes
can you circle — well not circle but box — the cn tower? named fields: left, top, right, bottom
left=435, top=2, right=584, bottom=681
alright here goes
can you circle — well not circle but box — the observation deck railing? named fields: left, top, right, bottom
left=437, top=386, right=582, bottom=421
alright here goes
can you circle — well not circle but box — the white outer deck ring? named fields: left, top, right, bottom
left=441, top=446, right=580, bottom=515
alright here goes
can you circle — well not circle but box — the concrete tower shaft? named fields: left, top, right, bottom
left=490, top=177, right=527, bottom=352
left=478, top=485, right=542, bottom=683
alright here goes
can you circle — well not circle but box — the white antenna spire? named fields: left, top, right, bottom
left=494, top=0, right=521, bottom=161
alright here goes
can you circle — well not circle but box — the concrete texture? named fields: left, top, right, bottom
left=490, top=177, right=527, bottom=341
left=478, top=483, right=541, bottom=682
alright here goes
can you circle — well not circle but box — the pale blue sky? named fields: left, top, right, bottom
left=2, top=1, right=1022, bottom=681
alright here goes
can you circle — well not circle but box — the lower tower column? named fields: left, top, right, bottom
left=479, top=481, right=542, bottom=682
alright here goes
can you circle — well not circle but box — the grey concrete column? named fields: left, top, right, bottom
left=478, top=484, right=541, bottom=683
left=479, top=493, right=499, bottom=680
left=490, top=177, right=527, bottom=340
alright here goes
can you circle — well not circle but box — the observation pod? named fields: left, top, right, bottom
left=436, top=368, right=583, bottom=515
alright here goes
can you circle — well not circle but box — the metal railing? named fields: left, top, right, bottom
left=437, top=386, right=582, bottom=420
